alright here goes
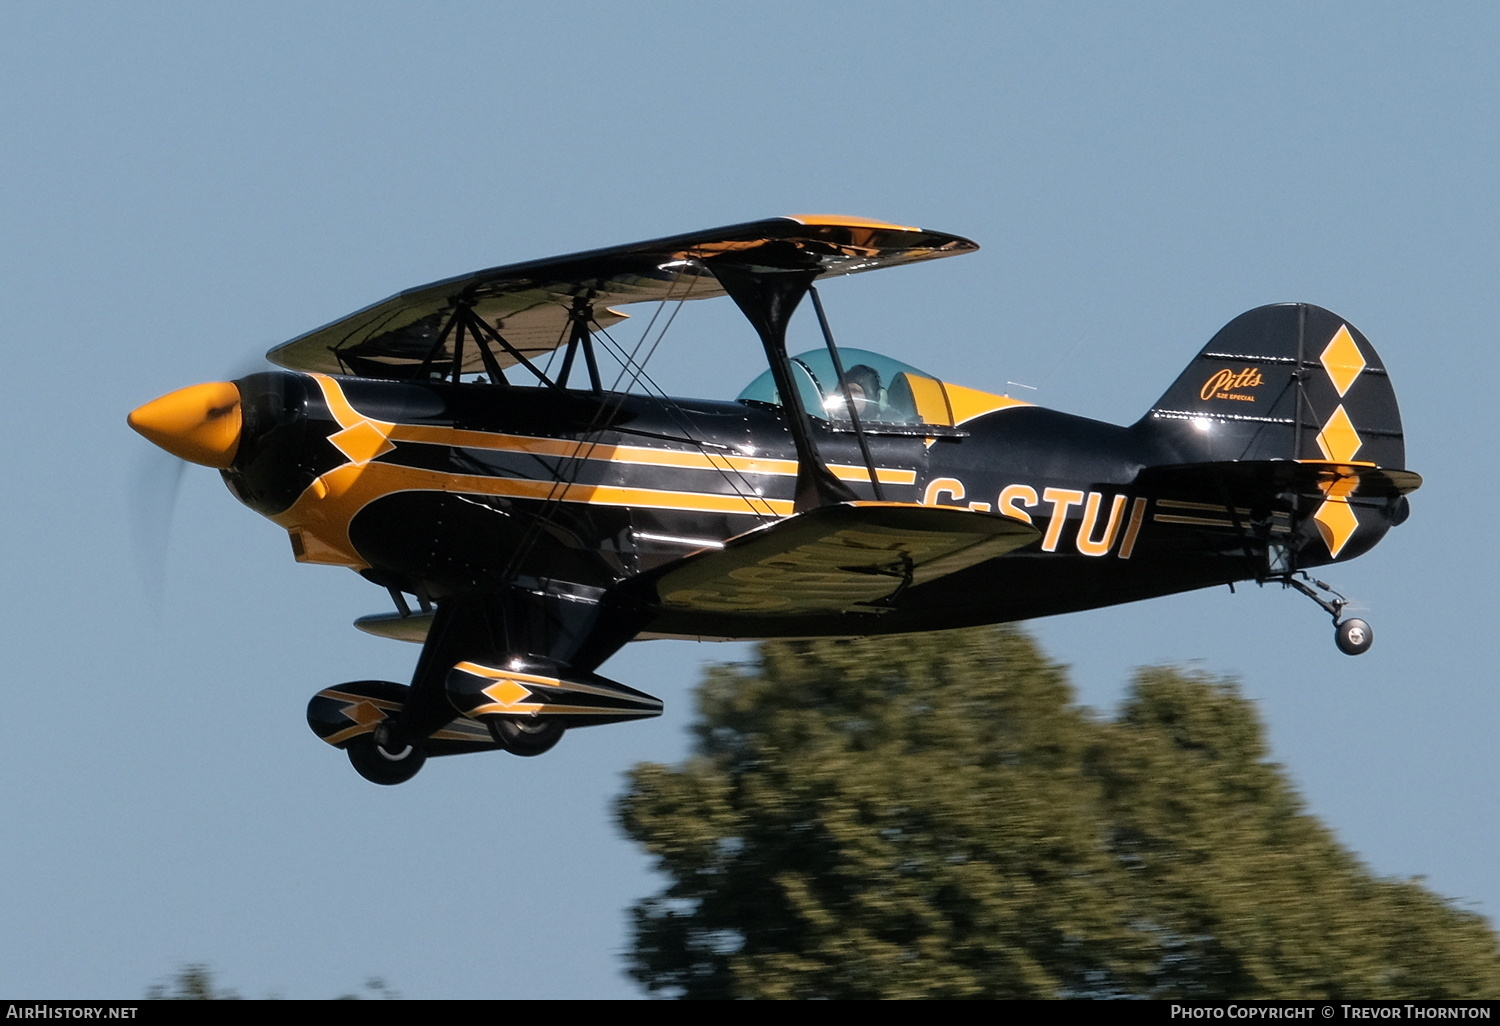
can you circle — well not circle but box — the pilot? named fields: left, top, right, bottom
left=841, top=364, right=881, bottom=418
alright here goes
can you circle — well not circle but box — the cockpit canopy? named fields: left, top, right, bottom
left=737, top=348, right=958, bottom=427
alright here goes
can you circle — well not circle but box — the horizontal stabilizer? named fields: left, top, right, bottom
left=1137, top=460, right=1422, bottom=504
left=645, top=502, right=1039, bottom=616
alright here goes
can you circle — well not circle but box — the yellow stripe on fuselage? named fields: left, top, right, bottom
left=386, top=422, right=914, bottom=484
left=276, top=375, right=903, bottom=568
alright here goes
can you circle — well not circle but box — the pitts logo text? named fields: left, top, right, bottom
left=1200, top=367, right=1263, bottom=402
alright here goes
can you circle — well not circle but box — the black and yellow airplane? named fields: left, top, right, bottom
left=129, top=217, right=1420, bottom=784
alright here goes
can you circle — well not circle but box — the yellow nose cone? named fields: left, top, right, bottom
left=128, top=381, right=243, bottom=468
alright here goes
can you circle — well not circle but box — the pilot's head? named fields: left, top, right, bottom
left=844, top=364, right=880, bottom=406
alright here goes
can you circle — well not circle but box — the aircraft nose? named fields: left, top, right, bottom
left=128, top=381, right=243, bottom=468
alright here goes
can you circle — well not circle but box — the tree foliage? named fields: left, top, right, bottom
left=144, top=963, right=397, bottom=1000
left=617, top=626, right=1500, bottom=999
left=145, top=964, right=240, bottom=1000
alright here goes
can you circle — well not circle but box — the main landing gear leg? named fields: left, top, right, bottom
left=1280, top=571, right=1373, bottom=656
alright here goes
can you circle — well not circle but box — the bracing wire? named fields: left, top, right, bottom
left=492, top=267, right=783, bottom=590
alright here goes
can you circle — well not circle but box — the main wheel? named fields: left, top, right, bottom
left=346, top=736, right=427, bottom=784
left=487, top=716, right=565, bottom=757
left=1335, top=618, right=1374, bottom=656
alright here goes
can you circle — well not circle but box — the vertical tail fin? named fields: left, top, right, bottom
left=1139, top=304, right=1414, bottom=564
left=1141, top=303, right=1406, bottom=471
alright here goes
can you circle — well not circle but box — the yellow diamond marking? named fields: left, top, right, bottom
left=1320, top=324, right=1366, bottom=398
left=1313, top=498, right=1359, bottom=558
left=1319, top=469, right=1360, bottom=500
left=340, top=700, right=386, bottom=727
left=1315, top=405, right=1363, bottom=464
left=329, top=419, right=395, bottom=465
left=481, top=678, right=534, bottom=709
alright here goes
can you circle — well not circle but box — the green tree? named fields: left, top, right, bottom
left=145, top=964, right=398, bottom=999
left=145, top=964, right=240, bottom=1000
left=1098, top=667, right=1500, bottom=998
left=617, top=626, right=1500, bottom=999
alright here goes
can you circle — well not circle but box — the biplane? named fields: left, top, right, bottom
left=129, top=216, right=1420, bottom=784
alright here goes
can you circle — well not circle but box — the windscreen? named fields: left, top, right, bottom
left=735, top=348, right=945, bottom=425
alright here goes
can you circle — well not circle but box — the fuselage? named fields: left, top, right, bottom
left=214, top=369, right=1381, bottom=641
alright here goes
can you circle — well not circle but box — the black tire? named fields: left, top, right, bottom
left=1335, top=618, right=1374, bottom=656
left=346, top=736, right=427, bottom=784
left=487, top=716, right=564, bottom=757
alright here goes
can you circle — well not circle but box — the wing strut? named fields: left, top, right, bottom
left=710, top=258, right=857, bottom=512
left=411, top=299, right=572, bottom=390
left=555, top=296, right=604, bottom=393
left=413, top=305, right=465, bottom=381
left=809, top=285, right=885, bottom=501
left=457, top=303, right=565, bottom=391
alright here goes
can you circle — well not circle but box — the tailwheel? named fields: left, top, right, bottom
left=346, top=730, right=427, bottom=785
left=487, top=716, right=565, bottom=757
left=1335, top=618, right=1374, bottom=656
left=1279, top=571, right=1375, bottom=656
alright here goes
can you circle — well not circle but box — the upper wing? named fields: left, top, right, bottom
left=642, top=501, right=1038, bottom=617
left=267, top=216, right=978, bottom=379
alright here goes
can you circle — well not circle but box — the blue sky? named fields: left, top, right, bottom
left=3, top=2, right=1496, bottom=998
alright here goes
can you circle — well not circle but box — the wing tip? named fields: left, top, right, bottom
left=785, top=214, right=924, bottom=232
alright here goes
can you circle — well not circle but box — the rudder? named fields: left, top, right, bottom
left=1142, top=303, right=1405, bottom=471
